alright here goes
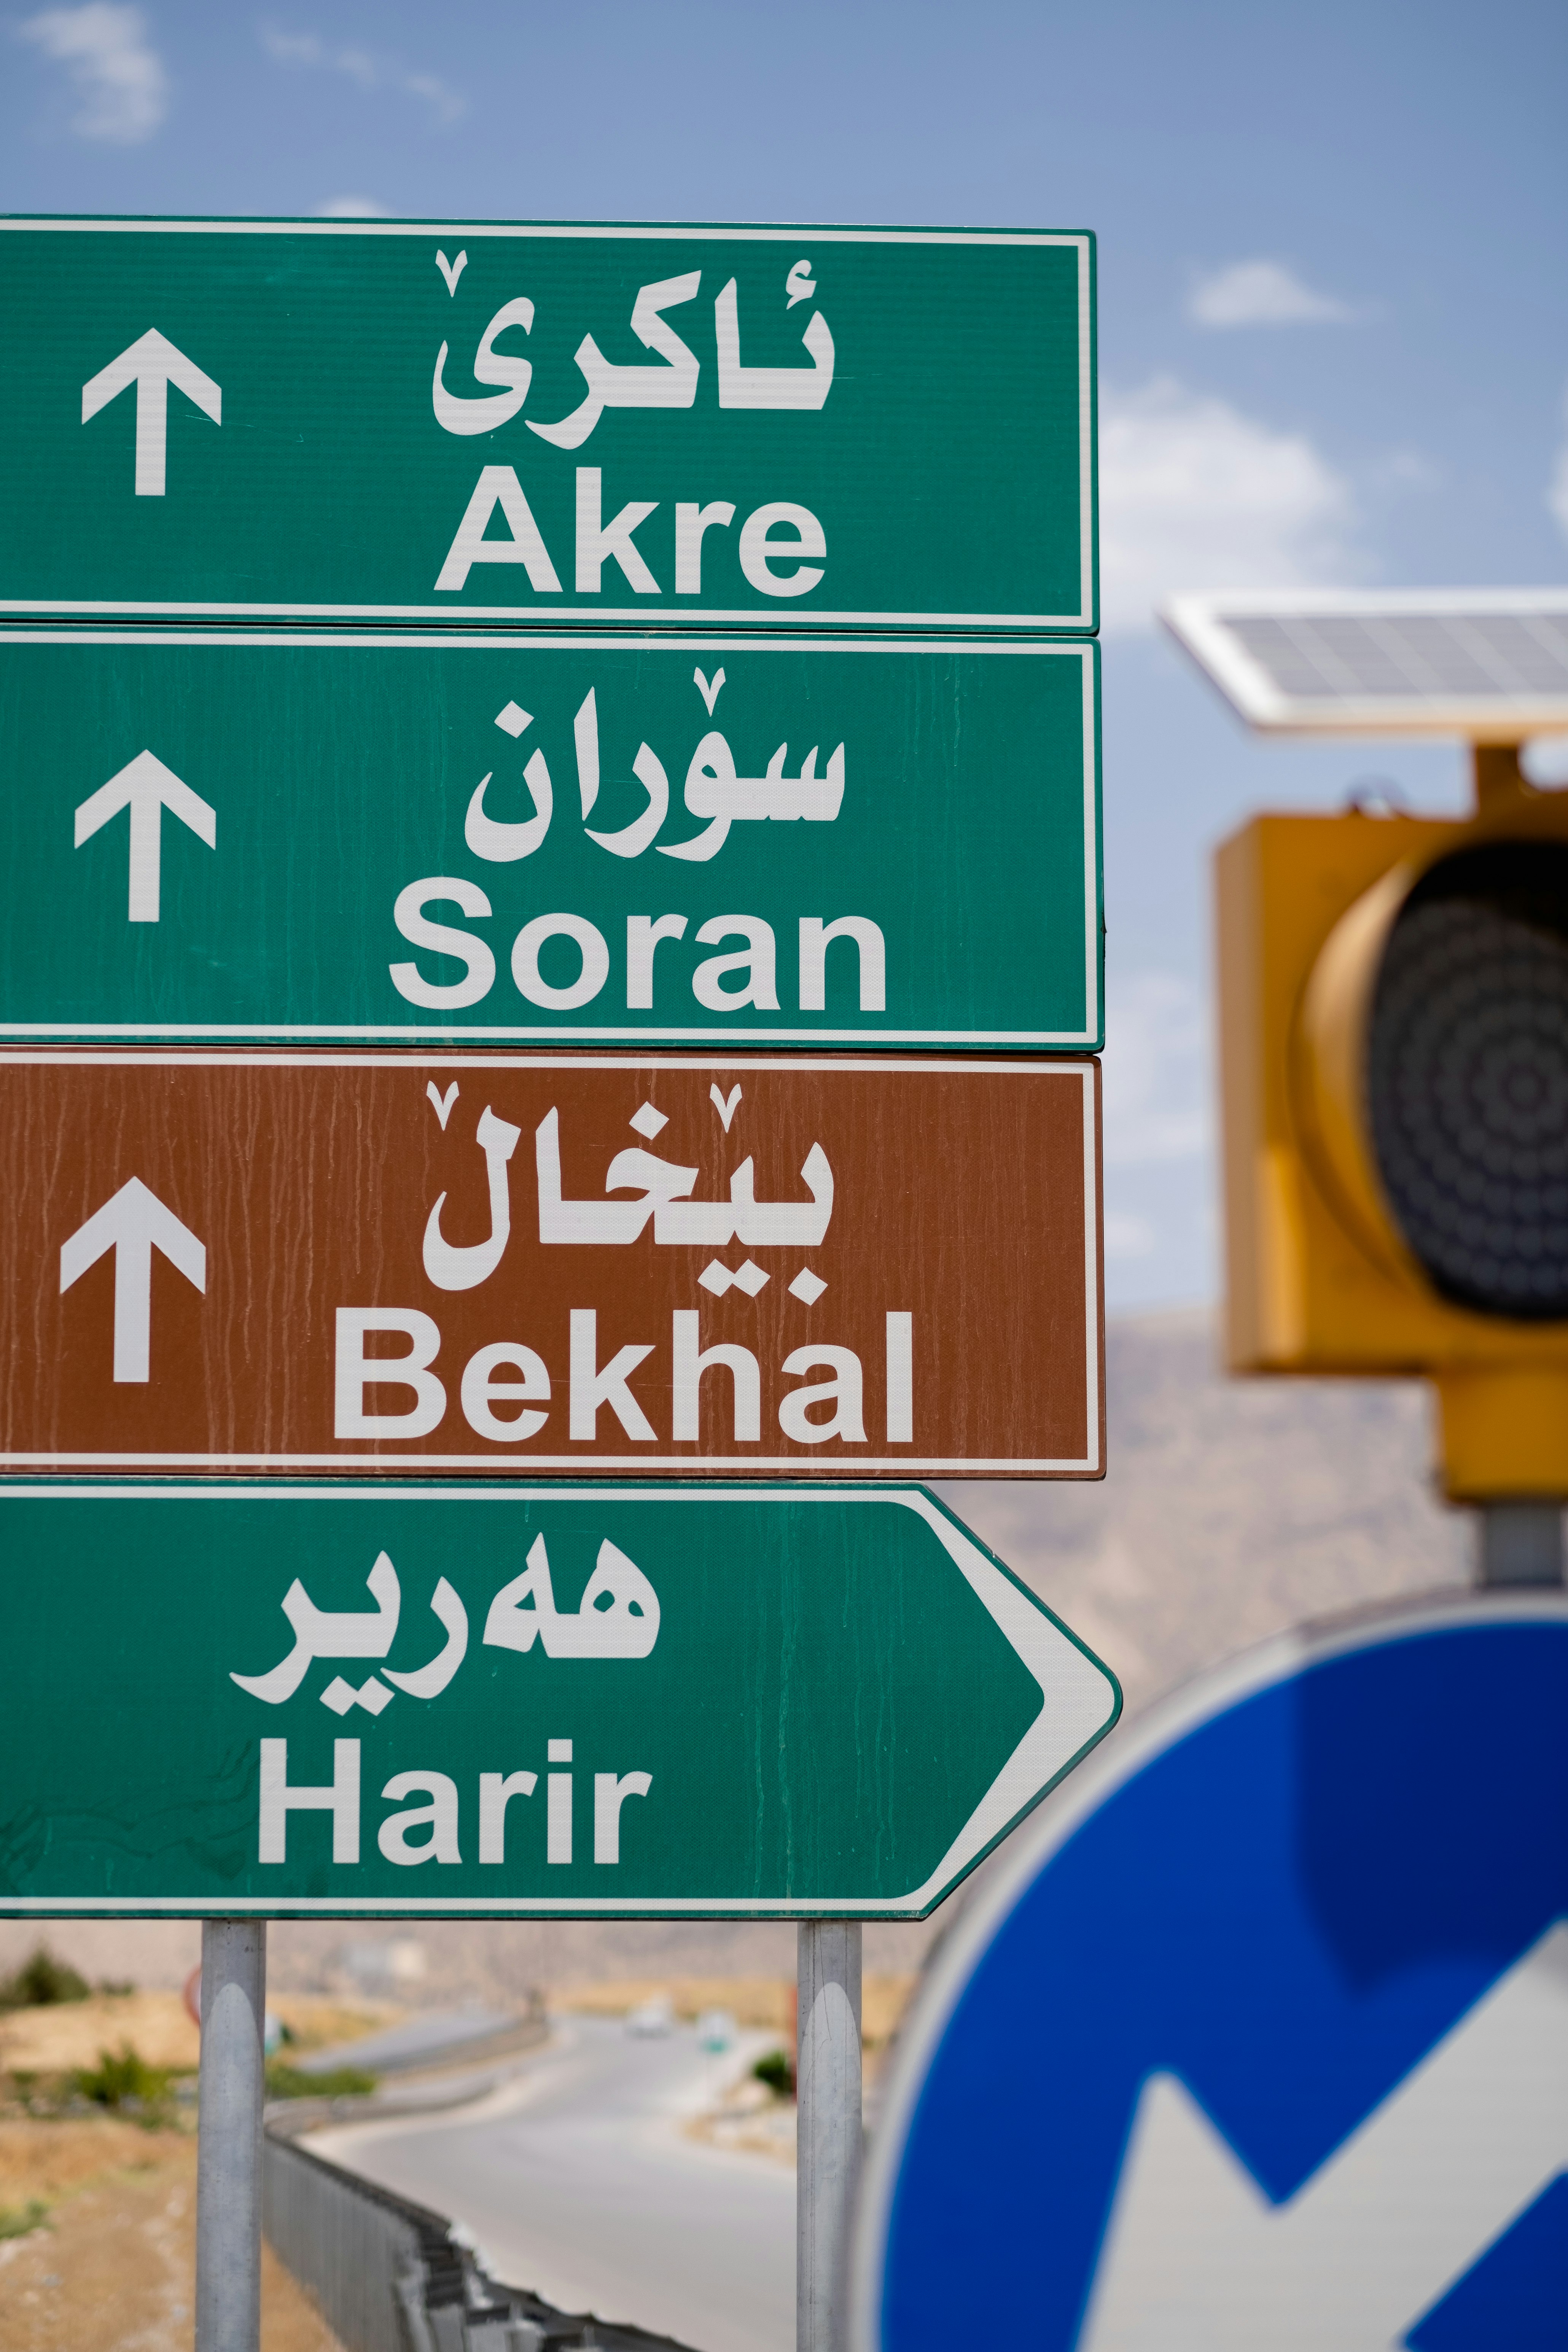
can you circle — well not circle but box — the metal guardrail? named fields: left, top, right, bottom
left=263, top=2125, right=702, bottom=2352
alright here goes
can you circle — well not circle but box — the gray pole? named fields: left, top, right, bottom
left=1477, top=1502, right=1565, bottom=1588
left=798, top=1920, right=863, bottom=2352
left=196, top=1917, right=267, bottom=2352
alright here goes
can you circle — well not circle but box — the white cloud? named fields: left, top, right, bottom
left=404, top=73, right=458, bottom=117
left=261, top=24, right=464, bottom=125
left=317, top=195, right=389, bottom=218
left=1370, top=447, right=1442, bottom=494
left=261, top=28, right=320, bottom=65
left=1549, top=384, right=1568, bottom=542
left=1189, top=260, right=1357, bottom=328
left=18, top=2, right=167, bottom=142
left=1103, top=1212, right=1157, bottom=1262
left=1102, top=975, right=1216, bottom=1301
left=1100, top=376, right=1358, bottom=630
left=1102, top=972, right=1210, bottom=1172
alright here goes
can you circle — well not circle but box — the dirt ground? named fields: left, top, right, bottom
left=0, top=2119, right=344, bottom=2352
left=554, top=1969, right=917, bottom=2043
left=0, top=1990, right=401, bottom=2078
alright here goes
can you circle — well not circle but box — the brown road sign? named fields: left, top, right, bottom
left=4, top=1053, right=1102, bottom=1476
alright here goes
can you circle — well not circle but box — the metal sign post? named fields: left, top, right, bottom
left=195, top=1919, right=267, bottom=2352
left=798, top=1921, right=864, bottom=2352
left=1478, top=1502, right=1564, bottom=1588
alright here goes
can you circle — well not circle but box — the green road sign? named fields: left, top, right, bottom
left=0, top=1482, right=1119, bottom=1919
left=0, top=630, right=1101, bottom=1048
left=0, top=218, right=1095, bottom=632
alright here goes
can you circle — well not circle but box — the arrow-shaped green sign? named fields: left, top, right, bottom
left=0, top=1483, right=1119, bottom=1918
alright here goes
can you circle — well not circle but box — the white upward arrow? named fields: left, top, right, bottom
left=60, top=1177, right=207, bottom=1384
left=1077, top=1917, right=1568, bottom=2351
left=81, top=328, right=222, bottom=496
left=74, top=750, right=216, bottom=923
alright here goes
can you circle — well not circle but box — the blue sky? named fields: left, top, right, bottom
left=6, top=0, right=1566, bottom=1309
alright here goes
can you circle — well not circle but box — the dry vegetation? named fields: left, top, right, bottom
left=0, top=1989, right=399, bottom=2105
left=0, top=1992, right=200, bottom=2077
left=0, top=1965, right=398, bottom=2347
left=0, top=2121, right=343, bottom=2351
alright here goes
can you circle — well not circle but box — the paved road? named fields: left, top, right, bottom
left=311, top=2015, right=795, bottom=2352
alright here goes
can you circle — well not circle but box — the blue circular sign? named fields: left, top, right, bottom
left=855, top=1596, right=1568, bottom=2352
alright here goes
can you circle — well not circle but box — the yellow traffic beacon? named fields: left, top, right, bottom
left=1165, top=589, right=1568, bottom=1573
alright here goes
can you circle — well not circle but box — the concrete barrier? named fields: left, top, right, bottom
left=263, top=2125, right=699, bottom=2352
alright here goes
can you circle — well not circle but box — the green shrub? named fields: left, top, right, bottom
left=0, top=1948, right=90, bottom=2010
left=753, top=2048, right=795, bottom=2097
left=263, top=2061, right=377, bottom=2100
left=75, top=2044, right=170, bottom=2114
left=0, top=2200, right=48, bottom=2240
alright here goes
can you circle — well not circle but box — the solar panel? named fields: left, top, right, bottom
left=1162, top=588, right=1568, bottom=737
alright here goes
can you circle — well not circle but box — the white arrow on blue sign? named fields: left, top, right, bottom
left=854, top=1595, right=1568, bottom=2352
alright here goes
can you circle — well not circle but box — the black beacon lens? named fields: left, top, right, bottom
left=1367, top=841, right=1568, bottom=1320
